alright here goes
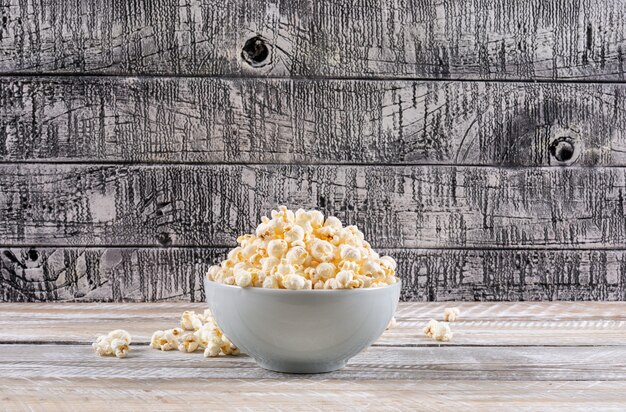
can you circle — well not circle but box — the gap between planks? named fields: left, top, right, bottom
left=2, top=302, right=626, bottom=347
left=3, top=71, right=626, bottom=85
left=3, top=160, right=626, bottom=169
left=2, top=344, right=626, bottom=381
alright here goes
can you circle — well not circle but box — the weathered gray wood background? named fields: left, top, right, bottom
left=1, top=0, right=626, bottom=302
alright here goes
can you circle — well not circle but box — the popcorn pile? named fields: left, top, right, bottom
left=207, top=206, right=398, bottom=290
left=423, top=307, right=460, bottom=342
left=92, top=329, right=132, bottom=358
left=150, top=310, right=239, bottom=358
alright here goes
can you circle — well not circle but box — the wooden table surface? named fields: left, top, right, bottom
left=1, top=302, right=625, bottom=411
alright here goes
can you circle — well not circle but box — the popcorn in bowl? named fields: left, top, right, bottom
left=207, top=206, right=398, bottom=290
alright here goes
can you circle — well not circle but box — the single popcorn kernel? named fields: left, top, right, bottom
left=92, top=329, right=131, bottom=358
left=178, top=333, right=200, bottom=353
left=207, top=207, right=398, bottom=290
left=443, top=307, right=460, bottom=322
left=423, top=319, right=453, bottom=342
left=283, top=273, right=311, bottom=290
left=150, top=330, right=165, bottom=349
left=423, top=319, right=439, bottom=338
left=180, top=310, right=204, bottom=331
left=111, top=338, right=130, bottom=358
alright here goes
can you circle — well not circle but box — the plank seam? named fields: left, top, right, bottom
left=2, top=160, right=626, bottom=170
left=1, top=245, right=626, bottom=252
left=2, top=72, right=626, bottom=85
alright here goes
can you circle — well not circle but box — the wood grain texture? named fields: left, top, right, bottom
left=1, top=77, right=626, bottom=166
left=0, top=248, right=221, bottom=302
left=3, top=248, right=626, bottom=302
left=2, top=303, right=626, bottom=409
left=1, top=164, right=626, bottom=248
left=4, top=378, right=625, bottom=412
left=1, top=343, right=626, bottom=381
left=1, top=0, right=626, bottom=80
left=3, top=302, right=626, bottom=347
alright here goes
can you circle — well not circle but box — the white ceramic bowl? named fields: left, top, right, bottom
left=204, top=279, right=401, bottom=373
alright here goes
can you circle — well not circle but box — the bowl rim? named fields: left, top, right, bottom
left=204, top=278, right=401, bottom=294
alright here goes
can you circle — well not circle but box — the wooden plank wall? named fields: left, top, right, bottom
left=1, top=0, right=626, bottom=302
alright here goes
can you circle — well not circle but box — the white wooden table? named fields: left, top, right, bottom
left=1, top=302, right=625, bottom=411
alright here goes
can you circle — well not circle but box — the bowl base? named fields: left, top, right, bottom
left=257, top=359, right=346, bottom=374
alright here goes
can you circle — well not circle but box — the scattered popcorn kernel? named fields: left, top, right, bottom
left=443, top=307, right=460, bottom=322
left=111, top=338, right=130, bottom=358
left=207, top=207, right=398, bottom=290
left=423, top=319, right=439, bottom=338
left=92, top=336, right=112, bottom=356
left=107, top=329, right=132, bottom=344
left=386, top=316, right=397, bottom=330
left=432, top=322, right=453, bottom=342
left=150, top=330, right=165, bottom=349
left=180, top=311, right=204, bottom=331
left=423, top=319, right=453, bottom=342
left=178, top=333, right=200, bottom=353
left=93, top=330, right=131, bottom=358
left=158, top=329, right=182, bottom=351
left=220, top=335, right=239, bottom=355
left=152, top=310, right=241, bottom=358
left=204, top=342, right=221, bottom=357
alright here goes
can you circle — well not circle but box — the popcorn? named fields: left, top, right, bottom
left=285, top=246, right=309, bottom=265
left=339, top=244, right=361, bottom=261
left=234, top=268, right=254, bottom=287
left=207, top=207, right=398, bottom=290
left=150, top=330, right=166, bottom=349
left=204, top=343, right=222, bottom=357
left=92, top=329, right=131, bottom=358
left=315, top=262, right=336, bottom=281
left=423, top=319, right=438, bottom=338
left=283, top=273, right=312, bottom=290
left=92, top=336, right=113, bottom=357
left=263, top=274, right=281, bottom=289
left=178, top=333, right=200, bottom=353
left=220, top=335, right=240, bottom=356
left=111, top=338, right=130, bottom=358
left=335, top=270, right=359, bottom=289
left=267, top=239, right=288, bottom=258
left=443, top=307, right=460, bottom=322
left=284, top=225, right=305, bottom=243
left=108, top=329, right=132, bottom=344
left=180, top=311, right=204, bottom=331
left=423, top=319, right=453, bottom=342
left=152, top=310, right=240, bottom=358
left=157, top=329, right=182, bottom=351
left=386, top=316, right=397, bottom=330
left=309, top=239, right=334, bottom=262
left=324, top=216, right=343, bottom=229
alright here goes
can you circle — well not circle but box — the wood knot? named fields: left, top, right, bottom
left=27, top=249, right=39, bottom=261
left=241, top=36, right=271, bottom=67
left=157, top=232, right=173, bottom=247
left=549, top=136, right=577, bottom=164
